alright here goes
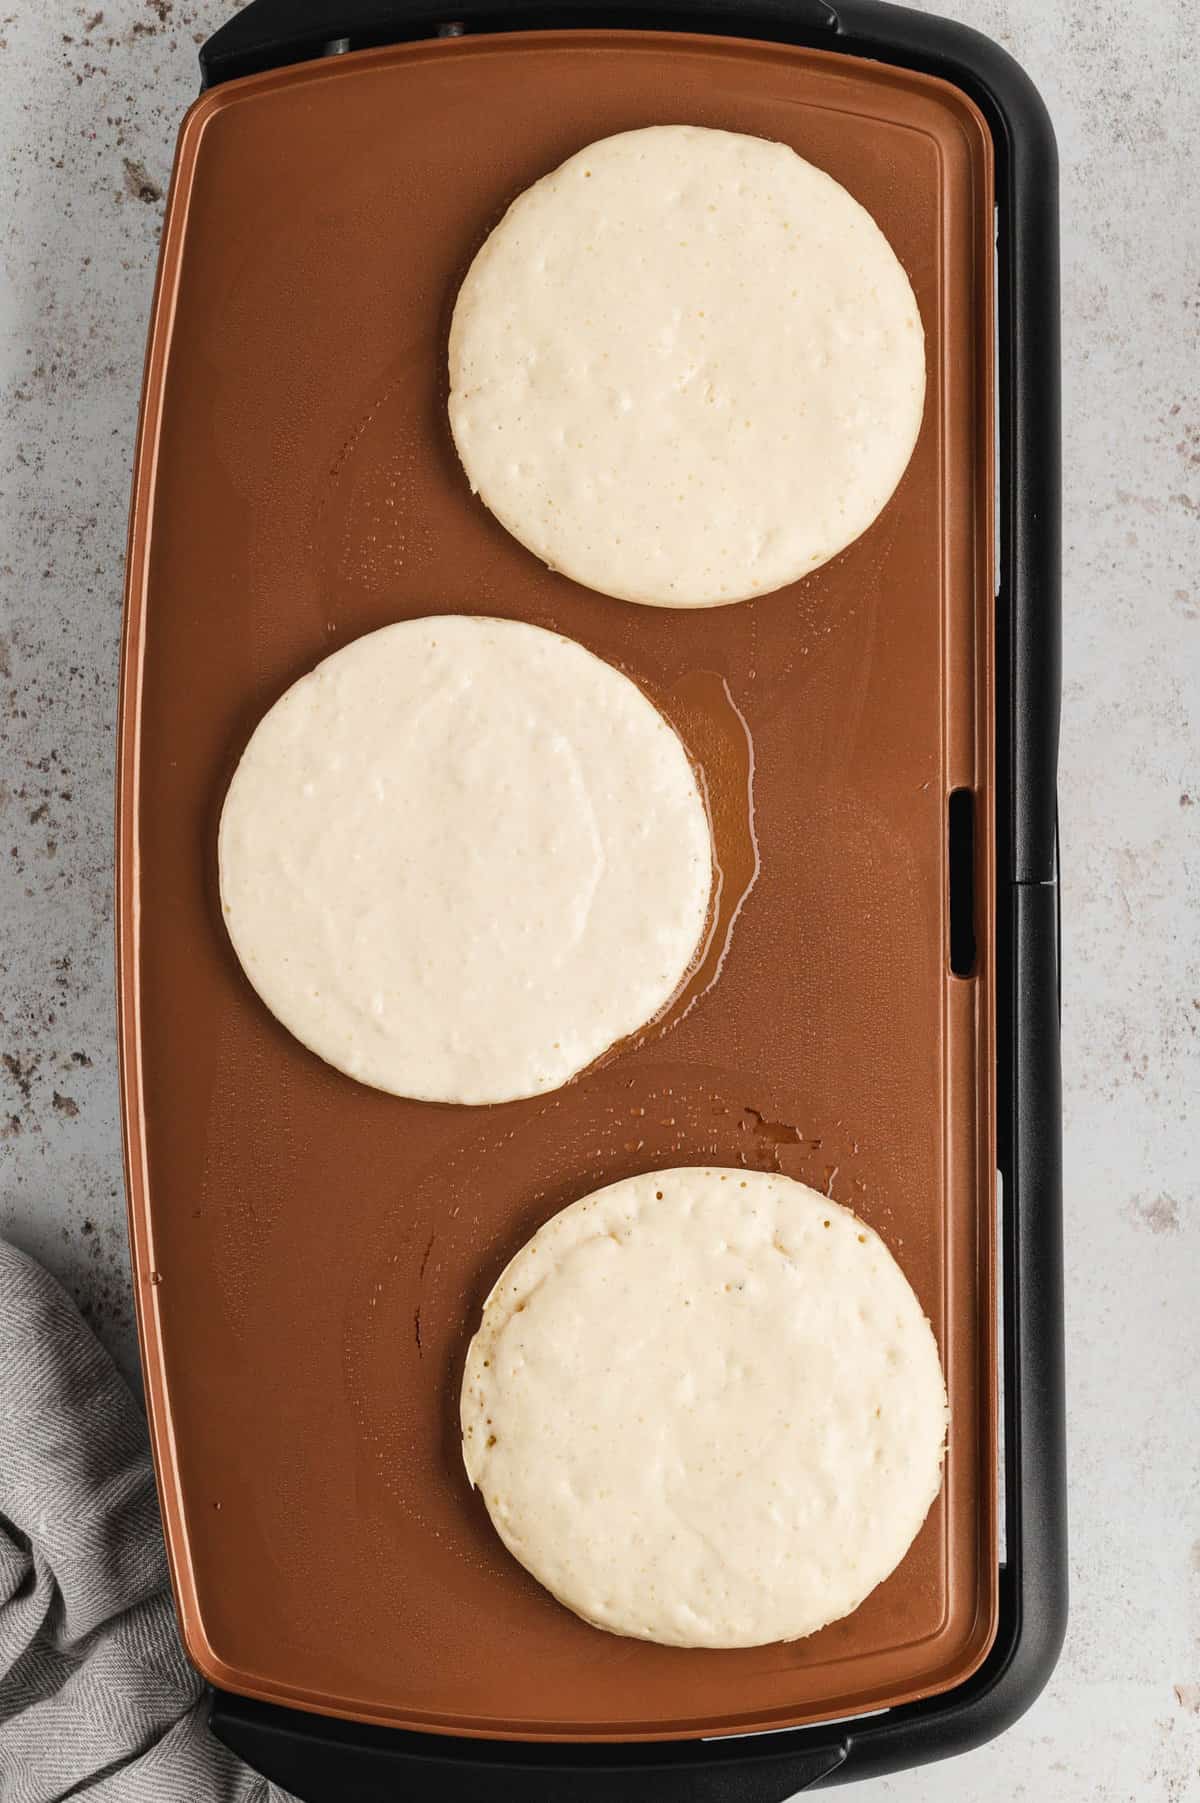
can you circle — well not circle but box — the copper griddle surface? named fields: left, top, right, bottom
left=118, top=29, right=996, bottom=1741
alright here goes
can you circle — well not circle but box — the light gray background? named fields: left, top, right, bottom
left=1, top=1, right=1196, bottom=1797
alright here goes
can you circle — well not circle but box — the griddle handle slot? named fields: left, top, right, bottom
left=948, top=787, right=977, bottom=976
left=209, top=1692, right=848, bottom=1798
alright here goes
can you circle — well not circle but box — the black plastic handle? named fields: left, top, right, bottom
left=200, top=0, right=839, bottom=83
left=201, top=1, right=1064, bottom=1794
left=211, top=1697, right=848, bottom=1798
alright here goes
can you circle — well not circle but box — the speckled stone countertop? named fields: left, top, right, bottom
left=1, top=2, right=1196, bottom=1797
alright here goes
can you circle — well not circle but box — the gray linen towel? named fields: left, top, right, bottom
left=0, top=1238, right=294, bottom=1802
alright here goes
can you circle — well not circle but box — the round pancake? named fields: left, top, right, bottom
left=218, top=617, right=712, bottom=1104
left=448, top=125, right=926, bottom=608
left=461, top=1167, right=947, bottom=1647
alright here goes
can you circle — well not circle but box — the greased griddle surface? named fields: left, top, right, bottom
left=119, top=30, right=996, bottom=1740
